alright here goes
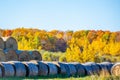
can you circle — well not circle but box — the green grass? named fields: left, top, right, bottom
left=0, top=75, right=120, bottom=80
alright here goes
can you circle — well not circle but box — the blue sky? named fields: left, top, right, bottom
left=0, top=0, right=120, bottom=31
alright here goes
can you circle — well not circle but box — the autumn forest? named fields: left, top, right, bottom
left=0, top=28, right=120, bottom=63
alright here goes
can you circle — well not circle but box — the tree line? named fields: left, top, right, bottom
left=0, top=28, right=120, bottom=62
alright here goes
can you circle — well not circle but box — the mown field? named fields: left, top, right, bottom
left=1, top=75, right=120, bottom=80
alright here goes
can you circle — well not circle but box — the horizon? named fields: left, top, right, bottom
left=1, top=27, right=120, bottom=32
left=0, top=0, right=120, bottom=31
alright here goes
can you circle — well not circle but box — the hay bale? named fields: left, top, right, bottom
left=44, top=62, right=58, bottom=75
left=18, top=51, right=32, bottom=61
left=111, top=63, right=120, bottom=76
left=22, top=62, right=38, bottom=77
left=52, top=62, right=71, bottom=76
left=66, top=63, right=77, bottom=76
left=98, top=62, right=113, bottom=76
left=29, top=60, right=39, bottom=65
left=4, top=50, right=18, bottom=61
left=37, top=61, right=48, bottom=76
left=101, top=62, right=114, bottom=72
left=53, top=62, right=70, bottom=76
left=83, top=63, right=93, bottom=75
left=52, top=62, right=66, bottom=75
left=3, top=37, right=18, bottom=50
left=8, top=61, right=26, bottom=77
left=0, top=62, right=15, bottom=77
left=83, top=62, right=100, bottom=75
left=63, top=63, right=70, bottom=76
left=72, top=62, right=86, bottom=76
left=54, top=62, right=75, bottom=77
left=29, top=51, right=42, bottom=61
left=0, top=37, right=4, bottom=49
left=0, top=50, right=6, bottom=61
left=88, top=62, right=100, bottom=75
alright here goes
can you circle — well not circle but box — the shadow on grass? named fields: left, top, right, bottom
left=0, top=74, right=85, bottom=80
left=1, top=75, right=120, bottom=80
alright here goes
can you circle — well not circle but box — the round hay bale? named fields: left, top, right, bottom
left=98, top=62, right=113, bottom=76
left=8, top=61, right=26, bottom=77
left=111, top=63, right=120, bottom=76
left=52, top=62, right=66, bottom=75
left=45, top=62, right=58, bottom=75
left=18, top=51, right=32, bottom=61
left=29, top=51, right=42, bottom=61
left=100, top=62, right=113, bottom=72
left=37, top=61, right=48, bottom=76
left=0, top=50, right=6, bottom=61
left=3, top=37, right=18, bottom=50
left=0, top=37, right=4, bottom=49
left=88, top=62, right=100, bottom=75
left=83, top=63, right=94, bottom=75
left=83, top=62, right=100, bottom=75
left=0, top=62, right=15, bottom=77
left=22, top=62, right=38, bottom=77
left=72, top=62, right=86, bottom=76
left=66, top=63, right=77, bottom=76
left=63, top=63, right=70, bottom=77
left=52, top=62, right=71, bottom=76
left=29, top=60, right=39, bottom=65
left=4, top=50, right=18, bottom=61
